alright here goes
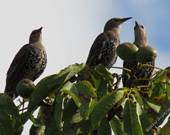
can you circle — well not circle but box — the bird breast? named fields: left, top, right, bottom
left=25, top=47, right=47, bottom=80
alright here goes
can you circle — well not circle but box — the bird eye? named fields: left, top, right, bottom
left=141, top=25, right=144, bottom=28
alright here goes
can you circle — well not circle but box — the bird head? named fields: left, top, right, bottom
left=104, top=17, right=132, bottom=32
left=29, top=27, right=43, bottom=44
left=134, top=21, right=148, bottom=47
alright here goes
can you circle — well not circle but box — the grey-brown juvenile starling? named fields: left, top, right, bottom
left=86, top=17, right=132, bottom=69
left=122, top=21, right=155, bottom=88
left=5, top=27, right=47, bottom=99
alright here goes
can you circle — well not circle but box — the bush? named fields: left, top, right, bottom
left=1, top=63, right=170, bottom=135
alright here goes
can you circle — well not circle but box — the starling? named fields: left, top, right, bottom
left=134, top=21, right=155, bottom=87
left=86, top=17, right=132, bottom=69
left=5, top=27, right=47, bottom=99
left=122, top=21, right=155, bottom=88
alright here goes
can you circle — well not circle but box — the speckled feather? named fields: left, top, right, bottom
left=86, top=31, right=119, bottom=69
left=5, top=44, right=47, bottom=98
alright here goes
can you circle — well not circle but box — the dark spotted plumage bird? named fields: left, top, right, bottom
left=122, top=21, right=155, bottom=88
left=5, top=27, right=47, bottom=99
left=86, top=17, right=132, bottom=69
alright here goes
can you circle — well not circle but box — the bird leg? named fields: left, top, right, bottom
left=17, top=98, right=26, bottom=109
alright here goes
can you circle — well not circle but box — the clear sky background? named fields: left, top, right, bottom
left=0, top=0, right=170, bottom=134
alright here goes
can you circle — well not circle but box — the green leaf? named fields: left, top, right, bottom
left=94, top=65, right=113, bottom=83
left=44, top=117, right=62, bottom=135
left=44, top=97, right=64, bottom=135
left=28, top=63, right=85, bottom=113
left=131, top=89, right=143, bottom=106
left=80, top=99, right=97, bottom=120
left=63, top=99, right=77, bottom=124
left=45, top=95, right=64, bottom=135
left=140, top=112, right=153, bottom=135
left=62, top=81, right=97, bottom=108
left=124, top=99, right=144, bottom=135
left=62, top=99, right=79, bottom=134
left=78, top=120, right=91, bottom=134
left=147, top=101, right=161, bottom=113
left=91, top=65, right=113, bottom=97
left=152, top=67, right=170, bottom=83
left=94, top=78, right=108, bottom=98
left=110, top=116, right=124, bottom=135
left=53, top=95, right=64, bottom=131
left=152, top=69, right=166, bottom=83
left=159, top=98, right=170, bottom=115
left=71, top=112, right=83, bottom=124
left=62, top=82, right=81, bottom=107
left=91, top=90, right=125, bottom=129
left=29, top=125, right=45, bottom=135
left=80, top=103, right=90, bottom=120
left=0, top=94, right=23, bottom=135
left=98, top=118, right=111, bottom=135
left=165, top=84, right=170, bottom=99
left=73, top=81, right=97, bottom=99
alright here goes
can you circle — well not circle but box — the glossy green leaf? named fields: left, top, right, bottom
left=28, top=63, right=85, bottom=113
left=147, top=101, right=161, bottom=113
left=124, top=99, right=144, bottom=135
left=131, top=89, right=143, bottom=106
left=0, top=94, right=23, bottom=135
left=80, top=103, right=90, bottom=120
left=74, top=80, right=97, bottom=99
left=43, top=98, right=64, bottom=135
left=110, top=116, right=124, bottom=135
left=152, top=67, right=170, bottom=84
left=91, top=65, right=113, bottom=97
left=140, top=112, right=153, bottom=135
left=29, top=125, right=45, bottom=135
left=53, top=95, right=64, bottom=131
left=80, top=99, right=97, bottom=120
left=71, top=112, right=83, bottom=124
left=98, top=118, right=111, bottom=135
left=94, top=65, right=113, bottom=83
left=63, top=99, right=77, bottom=123
left=62, top=82, right=81, bottom=107
left=94, top=78, right=108, bottom=98
left=78, top=120, right=91, bottom=134
left=91, top=90, right=125, bottom=129
left=44, top=117, right=62, bottom=135
left=62, top=81, right=97, bottom=108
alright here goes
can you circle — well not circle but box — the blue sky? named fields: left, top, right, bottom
left=0, top=0, right=169, bottom=134
left=109, top=0, right=170, bottom=67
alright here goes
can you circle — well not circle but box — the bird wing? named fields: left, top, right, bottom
left=86, top=33, right=117, bottom=68
left=98, top=39, right=117, bottom=68
left=6, top=44, right=32, bottom=81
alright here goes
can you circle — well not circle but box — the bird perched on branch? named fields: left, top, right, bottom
left=86, top=17, right=132, bottom=69
left=122, top=21, right=156, bottom=88
left=5, top=27, right=47, bottom=99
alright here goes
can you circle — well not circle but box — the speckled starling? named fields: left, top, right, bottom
left=5, top=27, right=47, bottom=99
left=86, top=17, right=132, bottom=69
left=122, top=21, right=155, bottom=88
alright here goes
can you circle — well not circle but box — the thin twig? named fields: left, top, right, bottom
left=111, top=66, right=131, bottom=72
left=19, top=107, right=28, bottom=112
left=139, top=63, right=162, bottom=70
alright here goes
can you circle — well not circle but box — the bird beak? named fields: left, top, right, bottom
left=120, top=17, right=132, bottom=24
left=38, top=27, right=43, bottom=32
left=135, top=21, right=139, bottom=27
